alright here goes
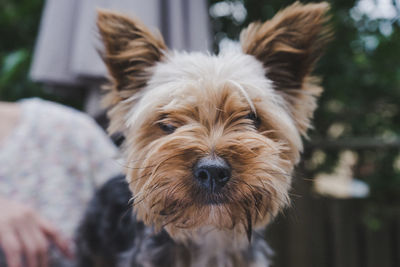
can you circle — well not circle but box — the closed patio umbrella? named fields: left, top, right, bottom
left=30, top=0, right=211, bottom=88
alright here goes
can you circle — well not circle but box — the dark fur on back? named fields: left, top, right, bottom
left=75, top=176, right=181, bottom=267
left=76, top=176, right=271, bottom=267
left=75, top=175, right=136, bottom=267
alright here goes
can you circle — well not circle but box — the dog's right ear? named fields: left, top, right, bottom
left=97, top=10, right=167, bottom=100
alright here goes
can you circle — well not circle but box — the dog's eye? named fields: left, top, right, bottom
left=245, top=112, right=261, bottom=128
left=158, top=122, right=177, bottom=134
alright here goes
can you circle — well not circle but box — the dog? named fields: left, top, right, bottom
left=76, top=2, right=332, bottom=266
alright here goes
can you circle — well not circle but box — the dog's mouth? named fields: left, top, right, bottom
left=200, top=191, right=231, bottom=205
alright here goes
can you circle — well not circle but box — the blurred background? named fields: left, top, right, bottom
left=0, top=0, right=399, bottom=266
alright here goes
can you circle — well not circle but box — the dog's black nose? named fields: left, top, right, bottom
left=193, top=156, right=231, bottom=192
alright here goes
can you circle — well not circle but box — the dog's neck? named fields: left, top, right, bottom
left=183, top=228, right=269, bottom=267
left=121, top=225, right=272, bottom=267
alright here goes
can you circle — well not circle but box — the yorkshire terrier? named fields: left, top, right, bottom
left=76, top=2, right=332, bottom=266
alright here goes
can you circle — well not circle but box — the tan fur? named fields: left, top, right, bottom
left=96, top=1, right=332, bottom=260
left=124, top=85, right=292, bottom=241
left=240, top=2, right=332, bottom=136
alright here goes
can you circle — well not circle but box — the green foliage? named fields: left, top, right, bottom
left=0, top=0, right=82, bottom=108
left=209, top=0, right=400, bottom=203
left=0, top=0, right=45, bottom=101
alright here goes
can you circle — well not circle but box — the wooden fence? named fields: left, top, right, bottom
left=266, top=179, right=400, bottom=267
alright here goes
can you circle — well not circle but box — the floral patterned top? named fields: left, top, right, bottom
left=0, top=98, right=121, bottom=265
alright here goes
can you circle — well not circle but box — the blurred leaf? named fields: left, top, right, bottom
left=2, top=49, right=28, bottom=73
left=0, top=49, right=29, bottom=85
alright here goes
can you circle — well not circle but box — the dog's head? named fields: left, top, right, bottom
left=97, top=2, right=331, bottom=242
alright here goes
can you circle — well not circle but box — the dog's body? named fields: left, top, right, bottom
left=77, top=2, right=332, bottom=266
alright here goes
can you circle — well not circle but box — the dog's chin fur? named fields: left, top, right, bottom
left=77, top=2, right=332, bottom=266
left=76, top=176, right=273, bottom=267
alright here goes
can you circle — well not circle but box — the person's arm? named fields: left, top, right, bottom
left=0, top=197, right=72, bottom=267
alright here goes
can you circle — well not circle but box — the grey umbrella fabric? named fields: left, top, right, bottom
left=30, top=0, right=211, bottom=86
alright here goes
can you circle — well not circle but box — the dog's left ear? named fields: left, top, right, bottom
left=97, top=10, right=167, bottom=134
left=240, top=2, right=332, bottom=135
left=97, top=10, right=167, bottom=99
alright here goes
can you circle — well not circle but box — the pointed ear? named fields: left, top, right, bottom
left=240, top=2, right=332, bottom=135
left=97, top=10, right=167, bottom=99
left=97, top=10, right=167, bottom=135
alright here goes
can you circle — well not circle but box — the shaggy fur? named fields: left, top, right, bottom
left=76, top=176, right=272, bottom=267
left=77, top=2, right=332, bottom=266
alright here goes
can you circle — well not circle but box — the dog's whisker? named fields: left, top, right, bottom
left=122, top=164, right=158, bottom=170
left=266, top=171, right=292, bottom=177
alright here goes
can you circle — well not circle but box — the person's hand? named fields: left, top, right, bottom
left=0, top=198, right=73, bottom=267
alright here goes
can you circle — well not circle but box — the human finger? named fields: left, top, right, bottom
left=35, top=215, right=73, bottom=259
left=16, top=222, right=40, bottom=267
left=0, top=230, right=23, bottom=267
left=26, top=221, right=49, bottom=267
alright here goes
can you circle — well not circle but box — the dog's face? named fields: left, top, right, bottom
left=97, top=2, right=331, bottom=242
